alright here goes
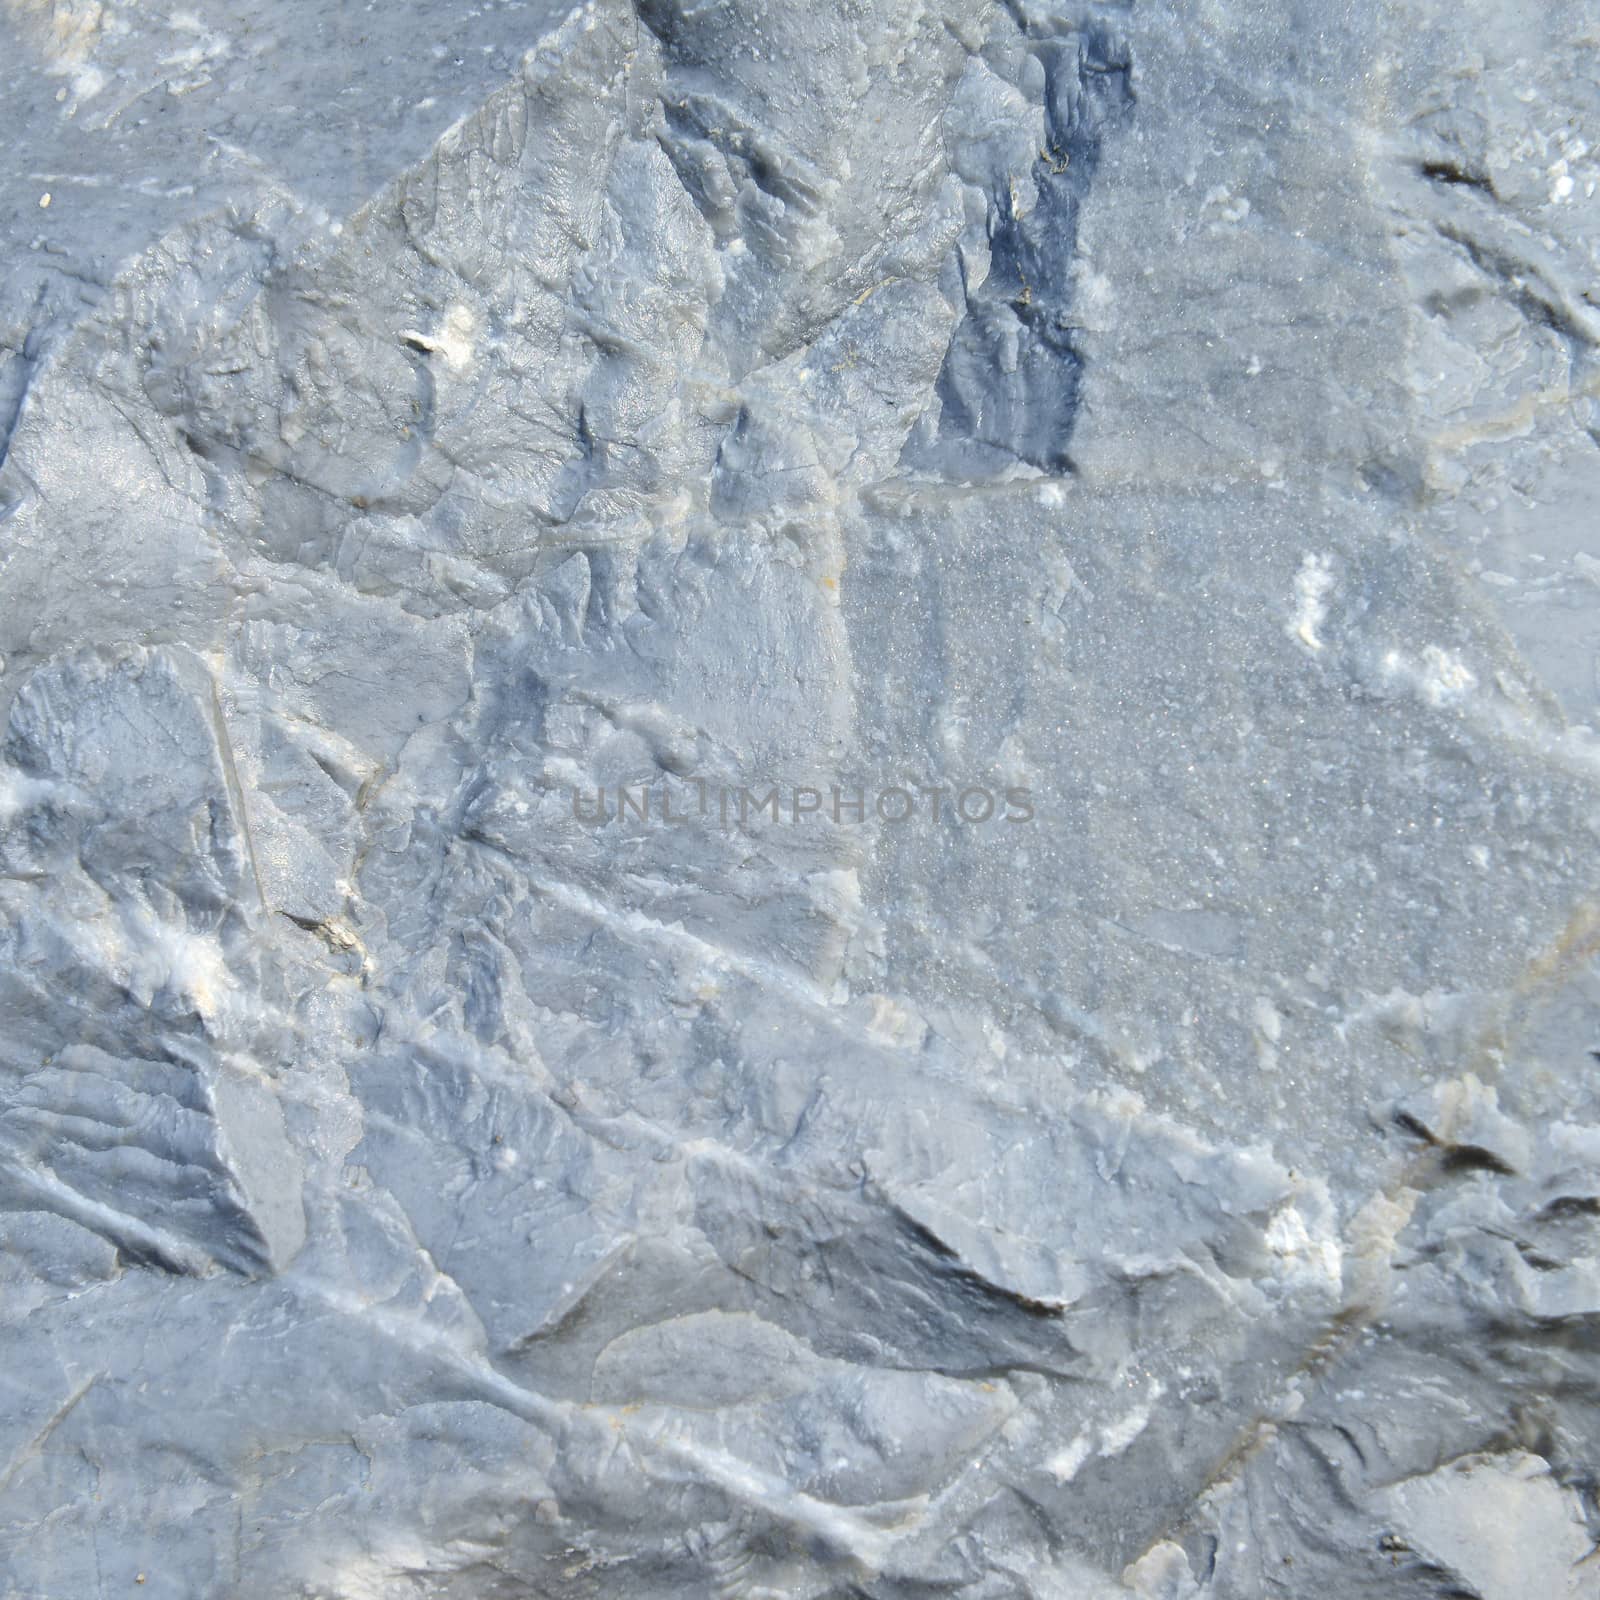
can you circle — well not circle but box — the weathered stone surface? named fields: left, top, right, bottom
left=1, top=1, right=1598, bottom=1595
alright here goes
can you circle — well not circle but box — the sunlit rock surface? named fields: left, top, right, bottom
left=2, top=1, right=1599, bottom=1595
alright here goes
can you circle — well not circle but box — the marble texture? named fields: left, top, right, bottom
left=1, top=1, right=1599, bottom=1595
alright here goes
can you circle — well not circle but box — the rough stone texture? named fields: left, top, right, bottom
left=1, top=1, right=1599, bottom=1596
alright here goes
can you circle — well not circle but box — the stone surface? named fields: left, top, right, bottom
left=1, top=1, right=1599, bottom=1595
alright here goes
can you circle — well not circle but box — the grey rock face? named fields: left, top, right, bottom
left=1, top=0, right=1598, bottom=1595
